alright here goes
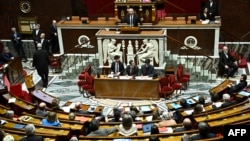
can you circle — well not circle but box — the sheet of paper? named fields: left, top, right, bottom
left=184, top=109, right=194, bottom=115
left=8, top=97, right=16, bottom=103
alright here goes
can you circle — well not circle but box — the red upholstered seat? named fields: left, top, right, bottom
left=238, top=56, right=247, bottom=68
left=50, top=56, right=61, bottom=73
left=176, top=66, right=189, bottom=90
left=169, top=74, right=182, bottom=95
left=10, top=83, right=33, bottom=103
left=158, top=77, right=174, bottom=99
left=82, top=74, right=95, bottom=95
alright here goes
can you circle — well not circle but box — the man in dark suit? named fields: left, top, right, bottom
left=121, top=8, right=143, bottom=27
left=0, top=47, right=14, bottom=65
left=110, top=55, right=124, bottom=76
left=10, top=27, right=27, bottom=62
left=33, top=43, right=50, bottom=88
left=205, top=0, right=218, bottom=20
left=228, top=74, right=247, bottom=95
left=87, top=119, right=117, bottom=136
left=39, top=33, right=50, bottom=54
left=50, top=20, right=59, bottom=54
left=219, top=46, right=238, bottom=77
left=191, top=122, right=216, bottom=140
left=32, top=24, right=43, bottom=50
left=126, top=60, right=139, bottom=76
left=19, top=124, right=44, bottom=141
left=174, top=118, right=193, bottom=132
left=141, top=58, right=154, bottom=77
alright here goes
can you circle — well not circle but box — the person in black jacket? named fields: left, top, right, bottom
left=110, top=55, right=124, bottom=76
left=228, top=74, right=247, bottom=95
left=121, top=8, right=143, bottom=27
left=19, top=124, right=44, bottom=141
left=32, top=24, right=43, bottom=50
left=50, top=20, right=59, bottom=54
left=33, top=43, right=50, bottom=88
left=219, top=46, right=238, bottom=77
left=126, top=60, right=139, bottom=76
left=39, top=33, right=50, bottom=54
left=10, top=27, right=27, bottom=62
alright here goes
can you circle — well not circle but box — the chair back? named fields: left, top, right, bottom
left=159, top=77, right=169, bottom=87
left=168, top=74, right=176, bottom=86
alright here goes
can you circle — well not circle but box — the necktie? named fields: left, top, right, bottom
left=116, top=63, right=119, bottom=73
left=130, top=67, right=133, bottom=74
left=130, top=15, right=133, bottom=26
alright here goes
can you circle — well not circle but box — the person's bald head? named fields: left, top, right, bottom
left=183, top=118, right=192, bottom=130
left=223, top=46, right=228, bottom=53
left=39, top=102, right=46, bottom=110
left=75, top=102, right=82, bottom=109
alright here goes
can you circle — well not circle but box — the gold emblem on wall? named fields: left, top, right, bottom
left=20, top=1, right=32, bottom=14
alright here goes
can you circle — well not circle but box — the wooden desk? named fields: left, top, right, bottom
left=3, top=93, right=36, bottom=114
left=94, top=75, right=159, bottom=99
left=194, top=102, right=250, bottom=123
left=209, top=79, right=234, bottom=99
left=31, top=89, right=56, bottom=107
left=207, top=110, right=250, bottom=127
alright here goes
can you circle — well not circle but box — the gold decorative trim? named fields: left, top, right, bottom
left=20, top=1, right=31, bottom=14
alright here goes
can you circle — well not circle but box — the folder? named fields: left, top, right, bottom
left=142, top=123, right=153, bottom=133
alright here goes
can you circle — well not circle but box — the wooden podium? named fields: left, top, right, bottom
left=120, top=26, right=140, bottom=33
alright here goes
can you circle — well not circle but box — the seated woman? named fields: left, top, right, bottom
left=118, top=114, right=137, bottom=136
left=41, top=111, right=61, bottom=127
left=51, top=98, right=62, bottom=111
left=150, top=124, right=159, bottom=135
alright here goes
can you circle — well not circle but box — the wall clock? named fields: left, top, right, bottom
left=20, top=1, right=31, bottom=14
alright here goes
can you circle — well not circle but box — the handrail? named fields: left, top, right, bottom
left=166, top=35, right=213, bottom=60
left=220, top=27, right=241, bottom=41
left=241, top=30, right=250, bottom=40
left=164, top=0, right=186, bottom=13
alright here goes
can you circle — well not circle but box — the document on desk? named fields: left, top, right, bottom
left=170, top=103, right=182, bottom=109
left=184, top=109, right=194, bottom=115
left=119, top=76, right=132, bottom=79
left=135, top=76, right=152, bottom=80
left=187, top=99, right=196, bottom=104
left=238, top=91, right=250, bottom=97
left=140, top=105, right=151, bottom=112
left=8, top=97, right=16, bottom=103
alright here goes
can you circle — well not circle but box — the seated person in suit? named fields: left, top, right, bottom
left=219, top=46, right=238, bottom=77
left=200, top=7, right=211, bottom=21
left=41, top=111, right=61, bottom=127
left=73, top=101, right=88, bottom=114
left=174, top=117, right=193, bottom=132
left=119, top=8, right=143, bottom=27
left=110, top=55, right=124, bottom=76
left=191, top=121, right=216, bottom=140
left=19, top=124, right=44, bottom=141
left=149, top=136, right=160, bottom=141
left=51, top=98, right=62, bottom=111
left=3, top=135, right=14, bottom=141
left=87, top=119, right=117, bottom=136
left=150, top=124, right=159, bottom=135
left=157, top=111, right=177, bottom=127
left=126, top=60, right=139, bottom=76
left=181, top=134, right=192, bottom=141
left=109, top=107, right=121, bottom=122
left=228, top=74, right=248, bottom=95
left=198, top=95, right=206, bottom=105
left=192, top=104, right=203, bottom=115
left=36, top=102, right=48, bottom=117
left=0, top=47, right=14, bottom=65
left=213, top=93, right=237, bottom=109
left=141, top=59, right=154, bottom=77
left=68, top=112, right=76, bottom=121
left=118, top=114, right=138, bottom=136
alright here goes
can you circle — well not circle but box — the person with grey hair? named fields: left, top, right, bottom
left=0, top=47, right=14, bottom=65
left=181, top=134, right=192, bottom=141
left=3, top=134, right=14, bottom=141
left=32, top=24, right=43, bottom=50
left=118, top=114, right=137, bottom=136
left=19, top=124, right=44, bottom=141
left=221, top=93, right=237, bottom=108
left=32, top=42, right=50, bottom=88
left=5, top=110, right=16, bottom=120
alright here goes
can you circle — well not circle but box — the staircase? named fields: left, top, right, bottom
left=60, top=54, right=100, bottom=79
left=164, top=50, right=219, bottom=83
